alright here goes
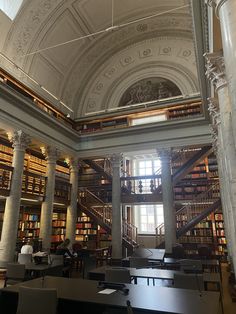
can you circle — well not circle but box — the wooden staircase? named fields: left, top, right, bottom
left=78, top=188, right=138, bottom=251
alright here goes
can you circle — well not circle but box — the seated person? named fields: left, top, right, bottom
left=21, top=239, right=33, bottom=254
left=56, top=238, right=73, bottom=258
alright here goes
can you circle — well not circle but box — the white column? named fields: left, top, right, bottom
left=39, top=146, right=60, bottom=251
left=209, top=0, right=236, bottom=146
left=111, top=153, right=122, bottom=259
left=0, top=130, right=30, bottom=264
left=65, top=158, right=79, bottom=243
left=159, top=148, right=176, bottom=254
left=205, top=52, right=236, bottom=273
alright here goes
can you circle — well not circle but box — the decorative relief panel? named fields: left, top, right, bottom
left=119, top=78, right=181, bottom=107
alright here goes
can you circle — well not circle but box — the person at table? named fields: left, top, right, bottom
left=55, top=238, right=74, bottom=258
left=21, top=239, right=34, bottom=254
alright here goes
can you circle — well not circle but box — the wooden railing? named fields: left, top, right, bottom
left=122, top=219, right=138, bottom=246
left=120, top=174, right=162, bottom=194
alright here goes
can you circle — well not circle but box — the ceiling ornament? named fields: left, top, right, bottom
left=21, top=3, right=189, bottom=58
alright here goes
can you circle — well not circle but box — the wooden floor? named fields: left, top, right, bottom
left=1, top=262, right=236, bottom=313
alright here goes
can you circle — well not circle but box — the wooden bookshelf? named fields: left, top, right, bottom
left=51, top=212, right=66, bottom=242
left=75, top=213, right=97, bottom=243
left=18, top=210, right=40, bottom=239
left=213, top=212, right=227, bottom=258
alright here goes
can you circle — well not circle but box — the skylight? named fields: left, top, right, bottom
left=0, top=0, right=23, bottom=20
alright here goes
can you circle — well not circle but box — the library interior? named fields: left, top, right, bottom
left=0, top=0, right=236, bottom=313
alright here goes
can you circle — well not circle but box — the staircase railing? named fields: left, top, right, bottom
left=155, top=180, right=220, bottom=246
left=79, top=188, right=138, bottom=247
left=122, top=219, right=138, bottom=246
left=120, top=174, right=162, bottom=194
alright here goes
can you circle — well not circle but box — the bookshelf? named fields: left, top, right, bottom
left=51, top=212, right=66, bottom=243
left=75, top=213, right=97, bottom=243
left=18, top=210, right=40, bottom=239
left=0, top=144, right=13, bottom=166
left=213, top=212, right=227, bottom=258
left=167, top=101, right=202, bottom=120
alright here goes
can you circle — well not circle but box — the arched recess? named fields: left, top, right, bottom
left=104, top=62, right=198, bottom=110
left=76, top=37, right=199, bottom=118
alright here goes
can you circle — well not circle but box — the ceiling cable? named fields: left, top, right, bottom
left=22, top=4, right=189, bottom=57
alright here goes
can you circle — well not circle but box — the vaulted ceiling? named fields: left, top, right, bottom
left=0, top=0, right=206, bottom=120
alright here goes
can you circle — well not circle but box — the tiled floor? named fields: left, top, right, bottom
left=1, top=263, right=236, bottom=313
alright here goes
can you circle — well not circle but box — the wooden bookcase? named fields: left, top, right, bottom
left=75, top=213, right=97, bottom=244
left=51, top=212, right=66, bottom=243
left=18, top=209, right=40, bottom=239
left=213, top=211, right=227, bottom=258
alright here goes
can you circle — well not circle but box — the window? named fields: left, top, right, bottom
left=134, top=204, right=164, bottom=234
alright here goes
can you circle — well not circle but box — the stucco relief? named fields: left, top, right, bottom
left=119, top=78, right=181, bottom=107
left=80, top=37, right=198, bottom=118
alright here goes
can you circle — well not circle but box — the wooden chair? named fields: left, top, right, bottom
left=16, top=286, right=58, bottom=314
left=173, top=272, right=204, bottom=291
left=4, top=263, right=26, bottom=287
left=105, top=268, right=131, bottom=283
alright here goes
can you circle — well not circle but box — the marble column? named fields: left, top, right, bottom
left=159, top=148, right=176, bottom=254
left=208, top=0, right=236, bottom=146
left=0, top=130, right=30, bottom=264
left=208, top=103, right=235, bottom=266
left=205, top=52, right=236, bottom=273
left=65, top=158, right=79, bottom=243
left=111, top=153, right=122, bottom=259
left=39, top=146, right=60, bottom=251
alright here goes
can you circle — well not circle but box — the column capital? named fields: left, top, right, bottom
left=204, top=51, right=227, bottom=91
left=110, top=153, right=122, bottom=168
left=65, top=157, right=79, bottom=173
left=41, top=146, right=60, bottom=162
left=7, top=130, right=31, bottom=150
left=208, top=98, right=221, bottom=126
left=207, top=0, right=228, bottom=18
left=157, top=148, right=172, bottom=161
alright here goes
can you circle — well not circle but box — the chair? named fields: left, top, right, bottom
left=105, top=268, right=131, bottom=283
left=129, top=257, right=149, bottom=268
left=173, top=272, right=204, bottom=291
left=172, top=244, right=185, bottom=259
left=198, top=245, right=212, bottom=260
left=18, top=253, right=32, bottom=264
left=49, top=254, right=64, bottom=266
left=4, top=263, right=26, bottom=287
left=16, top=286, right=57, bottom=314
left=179, top=259, right=203, bottom=273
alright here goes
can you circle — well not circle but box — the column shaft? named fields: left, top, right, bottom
left=0, top=131, right=30, bottom=263
left=39, top=147, right=59, bottom=251
left=159, top=149, right=176, bottom=254
left=66, top=158, right=79, bottom=243
left=111, top=154, right=122, bottom=259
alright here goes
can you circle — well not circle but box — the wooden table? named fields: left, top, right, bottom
left=1, top=276, right=221, bottom=314
left=88, top=265, right=222, bottom=291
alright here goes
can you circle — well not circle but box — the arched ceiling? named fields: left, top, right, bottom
left=0, top=0, right=198, bottom=119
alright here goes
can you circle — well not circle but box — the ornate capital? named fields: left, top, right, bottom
left=204, top=52, right=227, bottom=91
left=207, top=0, right=228, bottom=18
left=157, top=148, right=172, bottom=161
left=208, top=98, right=221, bottom=126
left=110, top=153, right=122, bottom=168
left=8, top=130, right=31, bottom=150
left=65, top=157, right=79, bottom=173
left=41, top=146, right=60, bottom=162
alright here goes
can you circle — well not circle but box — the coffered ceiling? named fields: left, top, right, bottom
left=0, top=0, right=207, bottom=120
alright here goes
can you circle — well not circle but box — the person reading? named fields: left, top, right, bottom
left=21, top=239, right=33, bottom=254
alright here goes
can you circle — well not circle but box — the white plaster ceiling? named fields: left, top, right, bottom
left=0, top=0, right=198, bottom=119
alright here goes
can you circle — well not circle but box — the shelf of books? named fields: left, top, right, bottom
left=18, top=212, right=40, bottom=239
left=51, top=212, right=66, bottom=243
left=213, top=212, right=227, bottom=258
left=75, top=213, right=97, bottom=243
